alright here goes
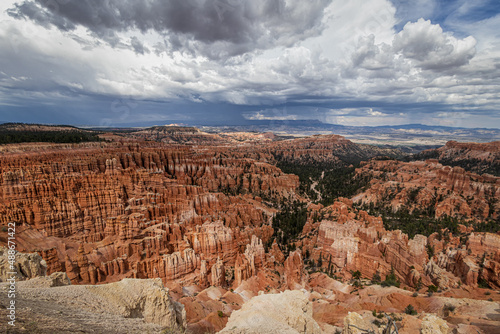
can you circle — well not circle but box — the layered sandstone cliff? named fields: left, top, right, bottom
left=1, top=133, right=499, bottom=333
left=0, top=141, right=298, bottom=287
left=0, top=247, right=47, bottom=281
left=422, top=140, right=500, bottom=176
left=305, top=199, right=500, bottom=290
left=266, top=134, right=402, bottom=165
left=353, top=159, right=499, bottom=221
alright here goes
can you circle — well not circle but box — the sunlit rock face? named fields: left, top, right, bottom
left=0, top=140, right=297, bottom=285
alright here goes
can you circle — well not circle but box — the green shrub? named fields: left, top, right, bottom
left=415, top=277, right=423, bottom=291
left=426, top=244, right=435, bottom=258
left=352, top=270, right=361, bottom=279
left=444, top=304, right=456, bottom=312
left=427, top=285, right=438, bottom=293
left=404, top=304, right=417, bottom=315
left=272, top=198, right=308, bottom=245
left=381, top=267, right=400, bottom=288
left=478, top=278, right=492, bottom=289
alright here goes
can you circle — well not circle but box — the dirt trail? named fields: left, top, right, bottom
left=309, top=171, right=324, bottom=201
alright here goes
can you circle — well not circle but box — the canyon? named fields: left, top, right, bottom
left=353, top=158, right=499, bottom=221
left=417, top=141, right=500, bottom=177
left=0, top=126, right=499, bottom=333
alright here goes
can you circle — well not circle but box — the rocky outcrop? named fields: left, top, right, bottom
left=188, top=221, right=238, bottom=266
left=341, top=312, right=452, bottom=334
left=378, top=231, right=429, bottom=285
left=353, top=159, right=499, bottom=220
left=284, top=251, right=304, bottom=289
left=467, top=232, right=500, bottom=254
left=318, top=220, right=361, bottom=268
left=0, top=247, right=47, bottom=281
left=18, top=271, right=71, bottom=288
left=0, top=141, right=298, bottom=286
left=0, top=276, right=185, bottom=332
left=2, top=133, right=499, bottom=333
left=307, top=198, right=500, bottom=290
left=268, top=239, right=285, bottom=265
left=244, top=236, right=265, bottom=271
left=232, top=235, right=266, bottom=287
left=420, top=314, right=451, bottom=334
left=210, top=257, right=226, bottom=287
left=234, top=253, right=251, bottom=287
left=434, top=248, right=480, bottom=287
left=85, top=278, right=186, bottom=328
left=130, top=126, right=228, bottom=145
left=342, top=312, right=380, bottom=334
left=37, top=248, right=64, bottom=273
left=313, top=201, right=428, bottom=286
left=428, top=140, right=500, bottom=176
left=219, top=290, right=321, bottom=334
left=482, top=250, right=500, bottom=288
left=266, top=134, right=401, bottom=165
left=199, top=259, right=209, bottom=288
left=424, top=260, right=459, bottom=289
left=0, top=247, right=185, bottom=330
left=428, top=233, right=500, bottom=289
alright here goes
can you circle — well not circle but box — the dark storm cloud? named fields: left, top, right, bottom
left=2, top=0, right=499, bottom=128
left=7, top=0, right=76, bottom=30
left=8, top=0, right=330, bottom=58
left=130, top=36, right=148, bottom=55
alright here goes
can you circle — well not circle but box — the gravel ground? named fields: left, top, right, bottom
left=0, top=282, right=165, bottom=334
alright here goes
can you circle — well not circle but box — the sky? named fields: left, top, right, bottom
left=0, top=0, right=499, bottom=128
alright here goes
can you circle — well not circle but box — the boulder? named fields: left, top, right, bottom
left=219, top=290, right=321, bottom=334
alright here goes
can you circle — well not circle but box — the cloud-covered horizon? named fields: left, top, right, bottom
left=0, top=0, right=499, bottom=128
